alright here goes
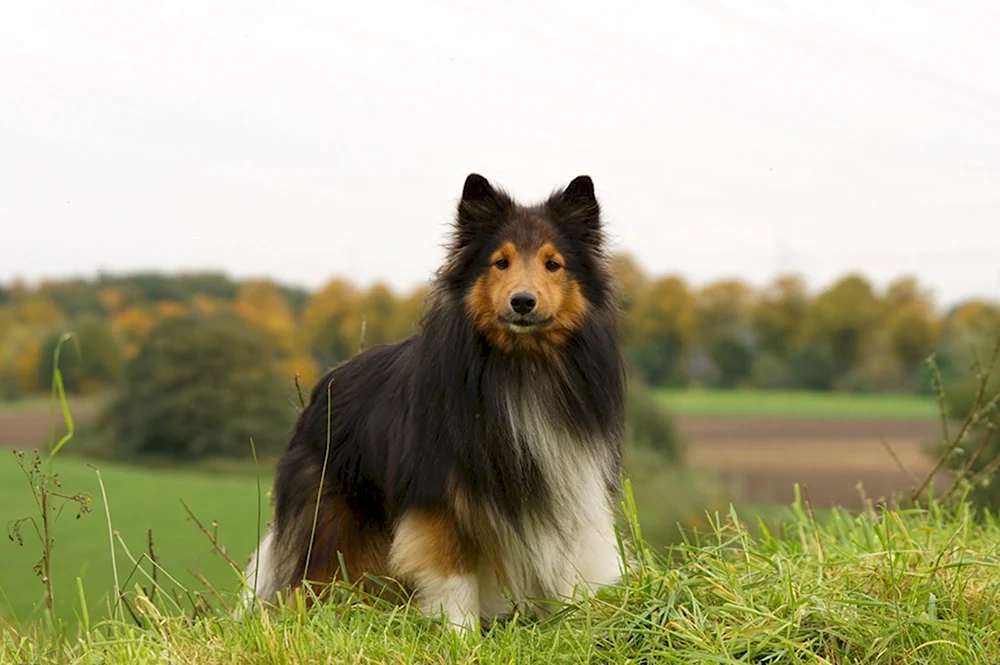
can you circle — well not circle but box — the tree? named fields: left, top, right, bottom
left=110, top=307, right=159, bottom=360
left=233, top=280, right=296, bottom=353
left=708, top=335, right=753, bottom=388
left=358, top=283, right=399, bottom=348
left=630, top=276, right=696, bottom=386
left=695, top=279, right=753, bottom=344
left=881, top=276, right=940, bottom=381
left=302, top=279, right=363, bottom=365
left=390, top=286, right=428, bottom=341
left=804, top=275, right=883, bottom=376
left=38, top=318, right=122, bottom=394
left=752, top=275, right=809, bottom=357
left=104, top=314, right=294, bottom=460
left=789, top=343, right=836, bottom=391
left=610, top=253, right=648, bottom=325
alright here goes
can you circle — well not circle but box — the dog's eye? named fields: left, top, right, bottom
left=494, top=258, right=509, bottom=270
left=545, top=260, right=562, bottom=272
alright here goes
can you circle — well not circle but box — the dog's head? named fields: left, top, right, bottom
left=439, top=173, right=611, bottom=352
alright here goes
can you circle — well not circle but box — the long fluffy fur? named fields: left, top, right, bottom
left=241, top=174, right=626, bottom=631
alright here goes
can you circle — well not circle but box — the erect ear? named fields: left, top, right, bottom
left=462, top=173, right=495, bottom=203
left=552, top=175, right=602, bottom=239
left=457, top=173, right=508, bottom=232
left=562, top=175, right=597, bottom=207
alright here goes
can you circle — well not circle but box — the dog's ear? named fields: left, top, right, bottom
left=562, top=175, right=597, bottom=208
left=461, top=173, right=496, bottom=205
left=456, top=174, right=509, bottom=241
left=550, top=175, right=602, bottom=242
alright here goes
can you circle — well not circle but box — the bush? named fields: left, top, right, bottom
left=789, top=343, right=836, bottom=391
left=103, top=313, right=295, bottom=461
left=627, top=340, right=687, bottom=387
left=37, top=317, right=122, bottom=394
left=707, top=335, right=753, bottom=388
left=625, top=375, right=684, bottom=462
left=624, top=446, right=732, bottom=551
left=932, top=332, right=1000, bottom=509
left=751, top=352, right=793, bottom=389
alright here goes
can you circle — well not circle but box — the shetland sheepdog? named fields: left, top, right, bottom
left=242, top=174, right=626, bottom=633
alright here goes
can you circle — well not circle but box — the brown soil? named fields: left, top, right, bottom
left=676, top=415, right=946, bottom=508
left=0, top=407, right=948, bottom=509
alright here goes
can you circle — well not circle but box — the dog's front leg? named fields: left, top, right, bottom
left=390, top=510, right=480, bottom=635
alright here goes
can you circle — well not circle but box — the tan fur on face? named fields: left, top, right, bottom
left=465, top=241, right=588, bottom=352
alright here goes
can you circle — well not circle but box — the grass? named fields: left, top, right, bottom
left=3, top=489, right=999, bottom=664
left=0, top=454, right=269, bottom=624
left=656, top=388, right=937, bottom=419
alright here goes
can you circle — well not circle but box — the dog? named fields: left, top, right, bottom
left=241, top=174, right=626, bottom=633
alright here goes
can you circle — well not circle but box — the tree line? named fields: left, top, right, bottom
left=1, top=257, right=998, bottom=400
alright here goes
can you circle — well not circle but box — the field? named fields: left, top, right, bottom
left=0, top=456, right=268, bottom=623
left=656, top=388, right=938, bottom=419
left=0, top=389, right=948, bottom=626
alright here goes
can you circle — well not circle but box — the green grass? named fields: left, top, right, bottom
left=656, top=388, right=938, bottom=419
left=4, top=491, right=999, bottom=664
left=0, top=454, right=269, bottom=624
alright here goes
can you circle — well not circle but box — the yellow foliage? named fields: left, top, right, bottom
left=282, top=354, right=320, bottom=394
left=631, top=276, right=696, bottom=346
left=234, top=281, right=295, bottom=352
left=192, top=293, right=224, bottom=315
left=302, top=279, right=363, bottom=362
left=99, top=287, right=124, bottom=313
left=696, top=278, right=754, bottom=341
left=110, top=307, right=158, bottom=359
left=156, top=301, right=187, bottom=319
left=14, top=298, right=64, bottom=328
left=13, top=336, right=41, bottom=393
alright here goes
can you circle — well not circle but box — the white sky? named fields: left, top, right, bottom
left=1, top=1, right=998, bottom=306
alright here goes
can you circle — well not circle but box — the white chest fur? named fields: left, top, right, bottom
left=491, top=395, right=622, bottom=604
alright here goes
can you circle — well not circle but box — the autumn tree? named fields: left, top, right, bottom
left=804, top=274, right=884, bottom=377
left=610, top=253, right=648, bottom=331
left=883, top=277, right=939, bottom=381
left=104, top=313, right=294, bottom=460
left=38, top=317, right=122, bottom=394
left=233, top=280, right=296, bottom=353
left=358, top=283, right=399, bottom=348
left=390, top=286, right=428, bottom=341
left=234, top=280, right=318, bottom=389
left=751, top=275, right=809, bottom=357
left=302, top=278, right=363, bottom=366
left=696, top=279, right=753, bottom=344
left=629, top=276, right=696, bottom=385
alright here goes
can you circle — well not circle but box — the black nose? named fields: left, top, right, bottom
left=510, top=292, right=537, bottom=315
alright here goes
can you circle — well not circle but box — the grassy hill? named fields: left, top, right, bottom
left=3, top=491, right=997, bottom=664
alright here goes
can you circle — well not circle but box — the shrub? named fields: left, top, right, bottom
left=751, top=352, right=793, bottom=389
left=103, top=313, right=295, bottom=461
left=37, top=317, right=122, bottom=394
left=789, top=343, right=836, bottom=391
left=932, top=331, right=1000, bottom=509
left=707, top=335, right=753, bottom=388
left=625, top=374, right=684, bottom=462
left=627, top=340, right=687, bottom=387
left=623, top=446, right=731, bottom=551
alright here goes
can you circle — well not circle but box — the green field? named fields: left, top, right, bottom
left=5, top=497, right=998, bottom=664
left=0, top=455, right=270, bottom=623
left=655, top=388, right=938, bottom=419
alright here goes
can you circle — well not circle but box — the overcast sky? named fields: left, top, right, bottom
left=2, top=1, right=998, bottom=306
